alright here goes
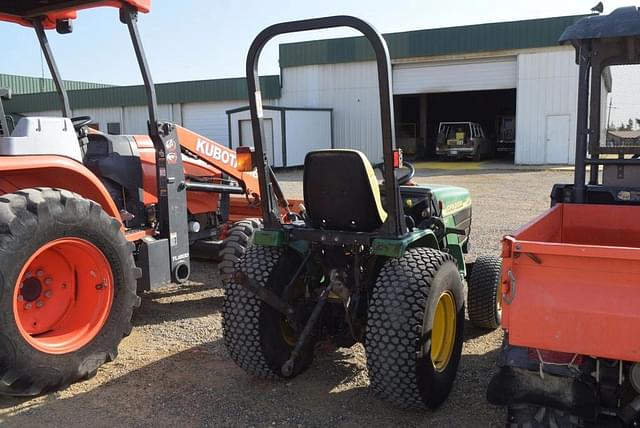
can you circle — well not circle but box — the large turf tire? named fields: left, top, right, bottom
left=0, top=188, right=139, bottom=396
left=507, top=404, right=583, bottom=428
left=365, top=247, right=465, bottom=409
left=218, top=219, right=261, bottom=284
left=223, top=246, right=314, bottom=379
left=467, top=254, right=502, bottom=330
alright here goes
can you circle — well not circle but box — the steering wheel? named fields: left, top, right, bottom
left=375, top=161, right=415, bottom=185
left=396, top=161, right=415, bottom=185
left=71, top=116, right=93, bottom=131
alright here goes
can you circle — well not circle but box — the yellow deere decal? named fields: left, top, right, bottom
left=441, top=198, right=471, bottom=216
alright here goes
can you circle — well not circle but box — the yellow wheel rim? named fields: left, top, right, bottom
left=431, top=291, right=457, bottom=372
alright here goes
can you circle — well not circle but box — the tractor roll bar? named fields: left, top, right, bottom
left=33, top=20, right=71, bottom=118
left=246, top=16, right=404, bottom=236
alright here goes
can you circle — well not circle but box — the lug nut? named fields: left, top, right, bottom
left=17, top=295, right=24, bottom=301
left=36, top=301, right=44, bottom=308
left=25, top=272, right=32, bottom=279
left=44, top=290, right=52, bottom=298
left=36, top=270, right=44, bottom=277
left=24, top=303, right=32, bottom=310
left=44, top=278, right=53, bottom=286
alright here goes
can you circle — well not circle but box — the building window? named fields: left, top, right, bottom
left=107, top=122, right=121, bottom=135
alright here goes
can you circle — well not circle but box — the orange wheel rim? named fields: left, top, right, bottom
left=13, top=238, right=114, bottom=355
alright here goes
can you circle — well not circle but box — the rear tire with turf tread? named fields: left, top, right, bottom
left=0, top=188, right=139, bottom=396
left=365, top=247, right=465, bottom=409
left=223, top=246, right=314, bottom=379
left=467, top=254, right=502, bottom=329
left=218, top=219, right=261, bottom=284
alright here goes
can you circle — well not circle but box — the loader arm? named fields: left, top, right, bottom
left=175, top=125, right=260, bottom=204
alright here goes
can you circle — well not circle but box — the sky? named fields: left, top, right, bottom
left=0, top=0, right=636, bottom=124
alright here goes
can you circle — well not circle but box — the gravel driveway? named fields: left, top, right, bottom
left=0, top=168, right=574, bottom=428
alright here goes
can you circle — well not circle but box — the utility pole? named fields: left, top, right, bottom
left=607, top=97, right=613, bottom=130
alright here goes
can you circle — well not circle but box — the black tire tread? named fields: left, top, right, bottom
left=365, top=247, right=459, bottom=409
left=218, top=219, right=261, bottom=283
left=222, top=245, right=284, bottom=379
left=468, top=254, right=502, bottom=330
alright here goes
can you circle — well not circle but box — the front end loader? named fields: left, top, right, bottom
left=222, top=16, right=501, bottom=409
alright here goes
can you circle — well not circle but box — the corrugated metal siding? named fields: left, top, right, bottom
left=183, top=100, right=276, bottom=146
left=4, top=76, right=281, bottom=113
left=515, top=49, right=578, bottom=164
left=280, top=15, right=586, bottom=68
left=393, top=57, right=517, bottom=94
left=0, top=73, right=111, bottom=94
left=277, top=62, right=383, bottom=161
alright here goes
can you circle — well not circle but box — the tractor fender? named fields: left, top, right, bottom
left=0, top=155, right=121, bottom=220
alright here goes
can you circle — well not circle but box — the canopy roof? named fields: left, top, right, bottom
left=0, top=0, right=150, bottom=29
left=559, top=6, right=640, bottom=45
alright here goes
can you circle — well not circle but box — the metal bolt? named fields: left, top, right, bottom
left=24, top=303, right=32, bottom=310
left=36, top=301, right=44, bottom=308
left=25, top=272, right=32, bottom=279
left=36, top=270, right=44, bottom=277
left=17, top=295, right=24, bottom=301
left=44, top=277, right=53, bottom=286
left=44, top=290, right=52, bottom=298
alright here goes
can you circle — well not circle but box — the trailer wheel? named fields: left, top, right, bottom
left=0, top=188, right=139, bottom=396
left=467, top=254, right=502, bottom=329
left=223, top=246, right=314, bottom=379
left=365, top=247, right=465, bottom=409
left=218, top=219, right=261, bottom=284
left=507, top=404, right=583, bottom=427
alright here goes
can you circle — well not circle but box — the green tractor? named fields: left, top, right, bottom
left=223, top=15, right=501, bottom=409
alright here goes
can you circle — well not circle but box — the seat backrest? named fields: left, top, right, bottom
left=303, top=149, right=387, bottom=232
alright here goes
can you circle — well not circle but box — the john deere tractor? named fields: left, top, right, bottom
left=222, top=16, right=501, bottom=409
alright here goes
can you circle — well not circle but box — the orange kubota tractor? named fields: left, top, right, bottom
left=0, top=0, right=288, bottom=396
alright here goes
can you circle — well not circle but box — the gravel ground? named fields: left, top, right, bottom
left=0, top=167, right=573, bottom=428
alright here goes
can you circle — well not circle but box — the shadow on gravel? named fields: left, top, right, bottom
left=0, top=337, right=504, bottom=427
left=132, top=295, right=224, bottom=327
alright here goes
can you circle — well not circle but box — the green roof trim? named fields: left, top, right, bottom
left=0, top=73, right=112, bottom=95
left=279, top=14, right=587, bottom=68
left=5, top=75, right=282, bottom=114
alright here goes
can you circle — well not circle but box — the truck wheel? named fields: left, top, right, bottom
left=508, top=404, right=583, bottom=427
left=223, top=246, right=314, bottom=379
left=218, top=219, right=261, bottom=284
left=0, top=188, right=139, bottom=396
left=365, top=248, right=465, bottom=409
left=467, top=254, right=502, bottom=329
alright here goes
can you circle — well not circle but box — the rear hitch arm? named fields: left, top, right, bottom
left=281, top=280, right=333, bottom=377
left=233, top=271, right=295, bottom=317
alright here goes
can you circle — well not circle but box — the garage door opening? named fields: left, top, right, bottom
left=394, top=89, right=517, bottom=162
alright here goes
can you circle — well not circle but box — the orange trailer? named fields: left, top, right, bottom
left=487, top=7, right=640, bottom=427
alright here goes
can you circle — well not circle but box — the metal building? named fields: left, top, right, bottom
left=3, top=13, right=607, bottom=165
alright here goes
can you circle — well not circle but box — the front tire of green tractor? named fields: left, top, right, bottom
left=467, top=254, right=502, bottom=330
left=0, top=188, right=139, bottom=396
left=218, top=219, right=261, bottom=284
left=365, top=247, right=465, bottom=409
left=223, top=246, right=314, bottom=379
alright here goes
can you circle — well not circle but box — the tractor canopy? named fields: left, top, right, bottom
left=0, top=0, right=150, bottom=30
left=559, top=6, right=640, bottom=47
